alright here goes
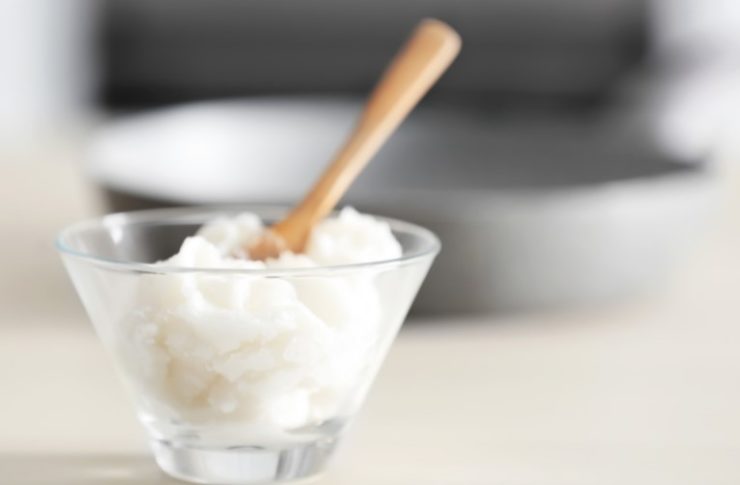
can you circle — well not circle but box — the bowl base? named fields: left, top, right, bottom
left=151, top=438, right=337, bottom=484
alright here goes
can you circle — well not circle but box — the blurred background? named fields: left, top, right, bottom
left=3, top=0, right=740, bottom=314
left=2, top=0, right=740, bottom=483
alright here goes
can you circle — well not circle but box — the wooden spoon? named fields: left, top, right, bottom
left=247, top=19, right=461, bottom=260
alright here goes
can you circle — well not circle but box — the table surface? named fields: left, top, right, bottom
left=1, top=156, right=739, bottom=485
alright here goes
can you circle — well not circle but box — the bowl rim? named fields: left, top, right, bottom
left=55, top=206, right=441, bottom=275
left=89, top=96, right=714, bottom=205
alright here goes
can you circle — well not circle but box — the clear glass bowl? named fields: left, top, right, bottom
left=57, top=207, right=439, bottom=484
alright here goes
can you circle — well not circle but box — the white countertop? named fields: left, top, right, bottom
left=1, top=157, right=739, bottom=484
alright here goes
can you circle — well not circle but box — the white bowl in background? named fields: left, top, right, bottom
left=90, top=98, right=717, bottom=313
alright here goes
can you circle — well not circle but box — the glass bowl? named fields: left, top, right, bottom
left=56, top=206, right=439, bottom=484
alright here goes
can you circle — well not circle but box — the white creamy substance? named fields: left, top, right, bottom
left=122, top=208, right=401, bottom=441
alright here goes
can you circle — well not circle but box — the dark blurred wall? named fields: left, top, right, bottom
left=99, top=0, right=646, bottom=108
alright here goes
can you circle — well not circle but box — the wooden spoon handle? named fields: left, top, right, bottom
left=275, top=19, right=461, bottom=245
